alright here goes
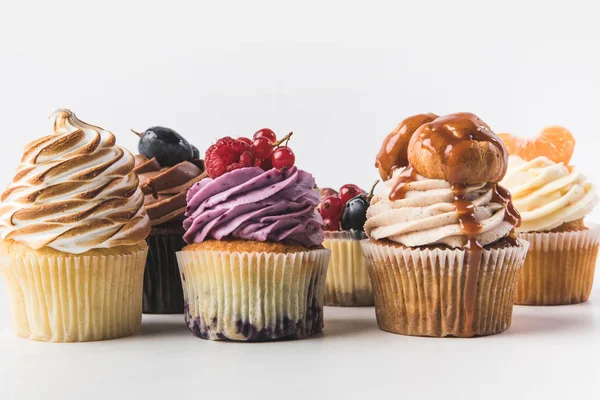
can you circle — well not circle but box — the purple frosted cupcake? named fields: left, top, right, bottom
left=176, top=133, right=330, bottom=341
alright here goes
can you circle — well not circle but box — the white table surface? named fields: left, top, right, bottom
left=1, top=295, right=599, bottom=400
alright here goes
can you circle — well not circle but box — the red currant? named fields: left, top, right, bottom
left=252, top=137, right=274, bottom=160
left=238, top=137, right=253, bottom=145
left=260, top=157, right=273, bottom=170
left=319, top=187, right=338, bottom=199
left=339, top=184, right=363, bottom=204
left=319, top=196, right=344, bottom=219
left=253, top=128, right=277, bottom=143
left=272, top=147, right=295, bottom=171
left=322, top=217, right=340, bottom=231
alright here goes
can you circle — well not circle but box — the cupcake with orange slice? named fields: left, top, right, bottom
left=500, top=127, right=599, bottom=305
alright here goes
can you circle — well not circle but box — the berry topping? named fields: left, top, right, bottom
left=205, top=137, right=255, bottom=178
left=272, top=147, right=295, bottom=171
left=322, top=217, right=341, bottom=232
left=319, top=196, right=344, bottom=220
left=319, top=187, right=338, bottom=198
left=499, top=126, right=575, bottom=165
left=340, top=196, right=369, bottom=231
left=252, top=136, right=275, bottom=160
left=133, top=126, right=194, bottom=167
left=238, top=137, right=253, bottom=145
left=339, top=184, right=364, bottom=205
left=192, top=145, right=200, bottom=159
left=259, top=157, right=273, bottom=170
left=254, top=128, right=277, bottom=143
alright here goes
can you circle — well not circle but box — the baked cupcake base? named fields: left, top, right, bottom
left=361, top=239, right=529, bottom=338
left=176, top=240, right=330, bottom=341
left=143, top=226, right=186, bottom=314
left=323, top=231, right=373, bottom=306
left=0, top=240, right=148, bottom=342
left=515, top=224, right=600, bottom=305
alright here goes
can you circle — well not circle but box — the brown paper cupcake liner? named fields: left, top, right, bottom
left=323, top=231, right=373, bottom=306
left=143, top=234, right=186, bottom=314
left=0, top=247, right=148, bottom=342
left=361, top=239, right=529, bottom=337
left=515, top=225, right=600, bottom=305
left=176, top=248, right=330, bottom=341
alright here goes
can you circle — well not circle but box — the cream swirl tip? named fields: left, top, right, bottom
left=500, top=156, right=597, bottom=232
left=0, top=109, right=150, bottom=253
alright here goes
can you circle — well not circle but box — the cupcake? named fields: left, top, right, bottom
left=176, top=129, right=330, bottom=341
left=317, top=184, right=374, bottom=306
left=0, top=109, right=150, bottom=342
left=500, top=127, right=599, bottom=305
left=362, top=112, right=529, bottom=338
left=132, top=126, right=207, bottom=313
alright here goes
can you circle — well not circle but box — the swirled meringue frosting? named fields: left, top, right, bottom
left=134, top=155, right=207, bottom=227
left=0, top=109, right=151, bottom=254
left=501, top=156, right=598, bottom=233
left=182, top=166, right=324, bottom=248
left=365, top=167, right=514, bottom=248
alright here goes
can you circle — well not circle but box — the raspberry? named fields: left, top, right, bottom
left=205, top=137, right=256, bottom=178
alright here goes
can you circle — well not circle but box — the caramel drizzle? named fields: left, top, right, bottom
left=377, top=112, right=521, bottom=337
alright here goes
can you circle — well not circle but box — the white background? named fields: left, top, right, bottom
left=1, top=0, right=600, bottom=399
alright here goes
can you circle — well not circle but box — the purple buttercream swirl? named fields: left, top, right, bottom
left=182, top=166, right=324, bottom=248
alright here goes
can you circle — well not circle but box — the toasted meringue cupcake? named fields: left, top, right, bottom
left=0, top=110, right=150, bottom=342
left=133, top=154, right=207, bottom=314
left=501, top=148, right=599, bottom=305
left=176, top=134, right=330, bottom=341
left=362, top=113, right=529, bottom=338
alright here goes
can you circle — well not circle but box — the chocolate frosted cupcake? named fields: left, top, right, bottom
left=176, top=131, right=330, bottom=341
left=0, top=109, right=150, bottom=342
left=500, top=127, right=599, bottom=305
left=362, top=113, right=529, bottom=338
left=132, top=126, right=206, bottom=313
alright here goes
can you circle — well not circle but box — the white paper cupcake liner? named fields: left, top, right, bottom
left=361, top=239, right=529, bottom=337
left=515, top=224, right=600, bottom=305
left=323, top=231, right=373, bottom=306
left=0, top=247, right=148, bottom=342
left=176, top=248, right=330, bottom=341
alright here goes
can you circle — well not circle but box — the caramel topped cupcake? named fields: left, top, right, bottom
left=0, top=109, right=150, bottom=342
left=132, top=126, right=207, bottom=314
left=362, top=112, right=529, bottom=338
left=500, top=127, right=599, bottom=305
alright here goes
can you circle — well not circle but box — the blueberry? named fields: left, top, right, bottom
left=192, top=145, right=200, bottom=159
left=136, top=126, right=194, bottom=167
left=340, top=195, right=369, bottom=231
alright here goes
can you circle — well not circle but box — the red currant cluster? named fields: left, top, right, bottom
left=318, top=184, right=364, bottom=231
left=205, top=128, right=296, bottom=179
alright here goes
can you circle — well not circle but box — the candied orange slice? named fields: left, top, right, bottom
left=499, top=126, right=575, bottom=165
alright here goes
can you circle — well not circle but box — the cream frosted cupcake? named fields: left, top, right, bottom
left=0, top=109, right=150, bottom=342
left=176, top=132, right=330, bottom=341
left=500, top=128, right=599, bottom=305
left=362, top=112, right=529, bottom=338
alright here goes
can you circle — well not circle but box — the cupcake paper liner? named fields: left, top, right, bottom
left=143, top=234, right=186, bottom=314
left=0, top=247, right=148, bottom=342
left=361, top=240, right=529, bottom=337
left=323, top=231, right=373, bottom=306
left=176, top=248, right=330, bottom=341
left=515, top=224, right=600, bottom=305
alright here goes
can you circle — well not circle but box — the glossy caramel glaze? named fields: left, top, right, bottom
left=408, top=112, right=508, bottom=185
left=375, top=113, right=438, bottom=180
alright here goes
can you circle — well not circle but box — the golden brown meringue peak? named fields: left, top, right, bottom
left=0, top=110, right=150, bottom=254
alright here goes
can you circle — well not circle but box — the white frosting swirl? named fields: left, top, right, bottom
left=500, top=156, right=597, bottom=233
left=365, top=168, right=513, bottom=247
left=0, top=109, right=150, bottom=254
